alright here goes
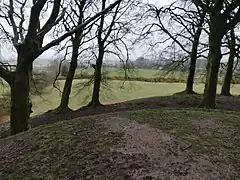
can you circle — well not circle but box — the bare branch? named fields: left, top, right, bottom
left=38, top=0, right=123, bottom=57
left=8, top=0, right=19, bottom=45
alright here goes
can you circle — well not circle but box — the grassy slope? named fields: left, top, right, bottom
left=0, top=116, right=125, bottom=180
left=0, top=82, right=10, bottom=117
left=1, top=109, right=240, bottom=179
left=32, top=80, right=240, bottom=115
left=122, top=109, right=240, bottom=174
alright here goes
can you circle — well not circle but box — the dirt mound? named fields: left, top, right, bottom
left=106, top=117, right=236, bottom=179
left=1, top=115, right=237, bottom=179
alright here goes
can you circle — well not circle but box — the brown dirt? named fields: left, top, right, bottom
left=105, top=116, right=236, bottom=179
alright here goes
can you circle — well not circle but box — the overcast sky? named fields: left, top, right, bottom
left=0, top=0, right=174, bottom=65
left=39, top=0, right=174, bottom=63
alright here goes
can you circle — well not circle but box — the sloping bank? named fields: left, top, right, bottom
left=1, top=109, right=240, bottom=179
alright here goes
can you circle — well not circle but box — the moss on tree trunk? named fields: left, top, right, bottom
left=57, top=33, right=82, bottom=112
left=199, top=34, right=222, bottom=108
left=57, top=61, right=77, bottom=111
left=185, top=11, right=205, bottom=94
left=221, top=30, right=235, bottom=96
left=10, top=61, right=31, bottom=135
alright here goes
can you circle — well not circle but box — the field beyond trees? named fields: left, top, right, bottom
left=1, top=76, right=240, bottom=119
left=32, top=79, right=240, bottom=115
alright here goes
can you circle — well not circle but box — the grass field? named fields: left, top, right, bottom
left=0, top=66, right=240, bottom=116
left=72, top=67, right=239, bottom=84
left=74, top=67, right=206, bottom=82
left=31, top=80, right=240, bottom=115
left=30, top=67, right=239, bottom=115
left=75, top=67, right=161, bottom=78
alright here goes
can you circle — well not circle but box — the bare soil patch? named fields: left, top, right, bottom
left=1, top=114, right=238, bottom=179
left=123, top=109, right=240, bottom=178
left=107, top=117, right=236, bottom=179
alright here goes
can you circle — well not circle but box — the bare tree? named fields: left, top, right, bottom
left=190, top=0, right=240, bottom=108
left=54, top=0, right=92, bottom=112
left=221, top=29, right=236, bottom=96
left=141, top=1, right=207, bottom=94
left=88, top=0, right=136, bottom=107
left=0, top=0, right=122, bottom=134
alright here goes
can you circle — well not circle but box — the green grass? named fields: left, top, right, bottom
left=0, top=81, right=11, bottom=117
left=0, top=81, right=10, bottom=96
left=1, top=109, right=240, bottom=179
left=121, top=109, right=240, bottom=173
left=74, top=67, right=232, bottom=83
left=1, top=68, right=240, bottom=116
left=31, top=80, right=240, bottom=115
left=75, top=67, right=160, bottom=78
left=0, top=116, right=124, bottom=179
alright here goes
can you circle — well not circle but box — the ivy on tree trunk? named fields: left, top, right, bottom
left=185, top=38, right=199, bottom=94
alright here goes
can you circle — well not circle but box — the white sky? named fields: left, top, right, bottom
left=0, top=0, right=177, bottom=65
left=39, top=0, right=174, bottom=62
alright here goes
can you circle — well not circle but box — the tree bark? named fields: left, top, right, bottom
left=221, top=30, right=235, bottom=96
left=10, top=57, right=31, bottom=135
left=185, top=12, right=205, bottom=94
left=57, top=35, right=81, bottom=111
left=90, top=49, right=104, bottom=107
left=185, top=37, right=199, bottom=94
left=199, top=33, right=222, bottom=108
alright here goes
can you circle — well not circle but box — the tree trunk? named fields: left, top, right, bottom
left=185, top=13, right=205, bottom=94
left=57, top=59, right=77, bottom=111
left=199, top=34, right=222, bottom=108
left=185, top=38, right=198, bottom=94
left=221, top=30, right=235, bottom=96
left=10, top=59, right=31, bottom=135
left=90, top=49, right=104, bottom=107
left=29, top=63, right=34, bottom=92
left=57, top=34, right=81, bottom=112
